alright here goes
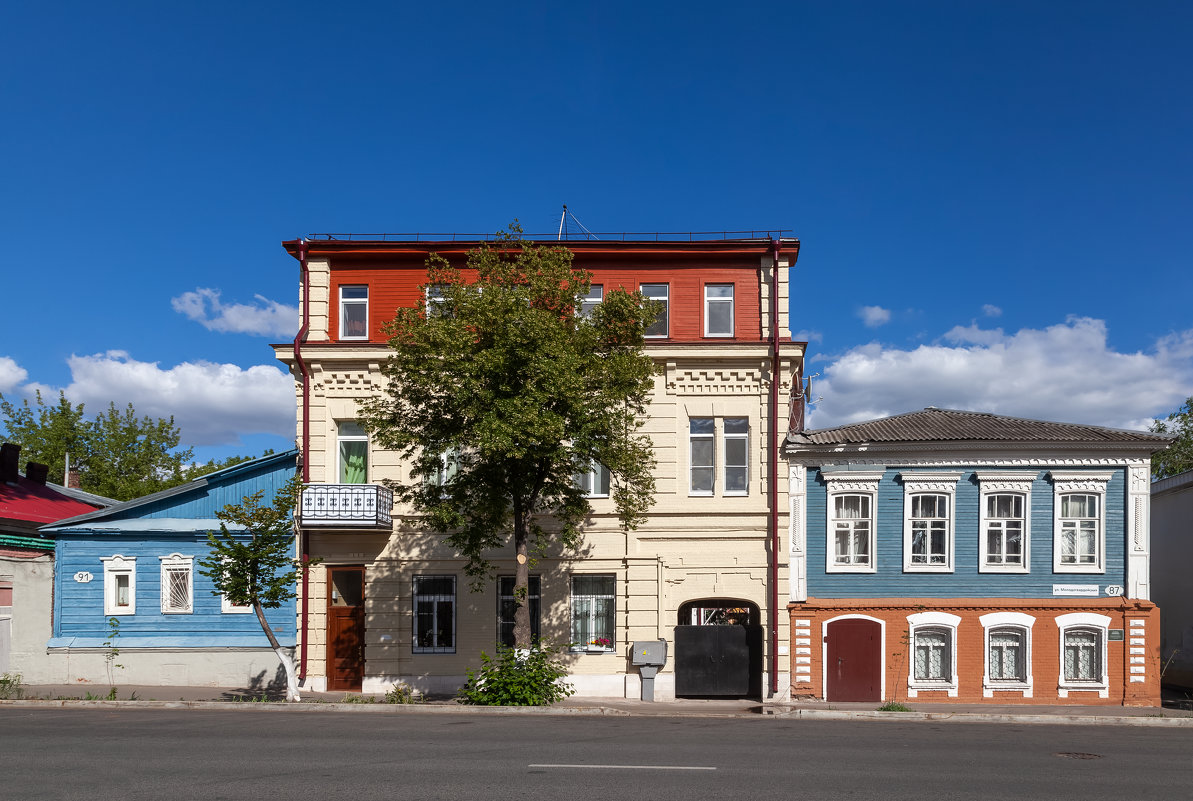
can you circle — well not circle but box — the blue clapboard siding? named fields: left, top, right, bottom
left=806, top=466, right=1128, bottom=599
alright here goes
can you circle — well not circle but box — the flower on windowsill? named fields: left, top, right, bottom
left=588, top=638, right=612, bottom=649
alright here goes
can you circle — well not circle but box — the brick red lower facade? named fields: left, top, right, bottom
left=788, top=597, right=1160, bottom=707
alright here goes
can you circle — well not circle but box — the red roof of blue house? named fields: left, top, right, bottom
left=0, top=475, right=102, bottom=527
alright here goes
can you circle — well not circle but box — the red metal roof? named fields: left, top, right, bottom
left=0, top=476, right=103, bottom=526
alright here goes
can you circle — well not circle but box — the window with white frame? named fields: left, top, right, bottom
left=413, top=576, right=456, bottom=653
left=976, top=472, right=1035, bottom=573
left=571, top=574, right=615, bottom=651
left=823, top=470, right=883, bottom=573
left=907, top=611, right=960, bottom=696
left=704, top=284, right=734, bottom=337
left=339, top=285, right=368, bottom=340
left=429, top=447, right=460, bottom=492
left=425, top=285, right=447, bottom=317
left=723, top=418, right=749, bottom=495
left=580, top=285, right=603, bottom=317
left=337, top=421, right=369, bottom=484
left=497, top=575, right=541, bottom=647
left=101, top=555, right=136, bottom=616
left=575, top=461, right=610, bottom=498
left=689, top=418, right=715, bottom=495
left=159, top=553, right=194, bottom=614
left=901, top=473, right=961, bottom=572
left=218, top=557, right=252, bottom=613
left=980, top=611, right=1035, bottom=696
left=640, top=283, right=669, bottom=338
left=1050, top=471, right=1111, bottom=573
left=1056, top=612, right=1111, bottom=696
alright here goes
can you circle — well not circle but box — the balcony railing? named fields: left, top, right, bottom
left=300, top=484, right=393, bottom=529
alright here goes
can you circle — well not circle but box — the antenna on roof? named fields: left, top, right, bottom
left=557, top=204, right=598, bottom=241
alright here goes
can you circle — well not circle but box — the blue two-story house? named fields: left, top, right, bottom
left=783, top=408, right=1169, bottom=707
left=40, top=450, right=300, bottom=690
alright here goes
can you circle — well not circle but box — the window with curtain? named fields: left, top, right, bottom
left=988, top=628, right=1025, bottom=682
left=832, top=494, right=873, bottom=567
left=337, top=422, right=368, bottom=484
left=1059, top=493, right=1100, bottom=566
left=913, top=627, right=951, bottom=681
left=985, top=493, right=1025, bottom=567
left=1063, top=628, right=1102, bottom=682
left=571, top=575, right=615, bottom=651
left=909, top=494, right=949, bottom=566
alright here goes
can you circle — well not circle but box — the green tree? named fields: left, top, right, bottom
left=1151, top=396, right=1193, bottom=479
left=1, top=390, right=196, bottom=501
left=198, top=473, right=308, bottom=701
left=358, top=225, right=658, bottom=649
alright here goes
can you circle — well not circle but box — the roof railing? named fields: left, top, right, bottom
left=305, top=230, right=794, bottom=243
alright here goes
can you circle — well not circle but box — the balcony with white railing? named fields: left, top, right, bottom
left=299, top=484, right=393, bottom=529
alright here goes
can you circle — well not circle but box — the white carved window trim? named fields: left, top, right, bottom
left=907, top=611, right=960, bottom=697
left=159, top=553, right=194, bottom=614
left=900, top=472, right=961, bottom=573
left=1050, top=471, right=1112, bottom=574
left=101, top=555, right=136, bottom=616
left=980, top=611, right=1035, bottom=697
left=976, top=471, right=1036, bottom=574
left=823, top=470, right=883, bottom=574
left=1056, top=612, right=1111, bottom=698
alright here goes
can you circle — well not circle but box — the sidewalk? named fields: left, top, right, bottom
left=6, top=683, right=1193, bottom=726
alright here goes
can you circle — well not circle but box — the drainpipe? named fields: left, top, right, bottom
left=768, top=238, right=781, bottom=698
left=293, top=238, right=311, bottom=682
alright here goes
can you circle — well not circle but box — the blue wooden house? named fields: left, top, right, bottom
left=782, top=409, right=1169, bottom=707
left=40, top=449, right=300, bottom=689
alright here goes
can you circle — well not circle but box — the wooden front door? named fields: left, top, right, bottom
left=826, top=618, right=881, bottom=702
left=326, top=566, right=365, bottom=691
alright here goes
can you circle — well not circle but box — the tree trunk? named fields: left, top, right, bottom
left=255, top=601, right=301, bottom=701
left=513, top=508, right=531, bottom=649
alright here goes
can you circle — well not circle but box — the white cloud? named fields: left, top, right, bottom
left=0, top=356, right=28, bottom=394
left=858, top=305, right=891, bottom=327
left=982, top=304, right=1002, bottom=318
left=807, top=317, right=1193, bottom=432
left=25, top=351, right=296, bottom=447
left=172, top=288, right=297, bottom=338
left=792, top=329, right=824, bottom=344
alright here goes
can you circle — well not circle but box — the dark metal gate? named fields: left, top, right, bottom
left=674, top=624, right=763, bottom=698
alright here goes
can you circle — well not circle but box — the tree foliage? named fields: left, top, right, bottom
left=1151, top=396, right=1193, bottom=479
left=358, top=225, right=658, bottom=648
left=456, top=643, right=575, bottom=706
left=197, top=472, right=308, bottom=700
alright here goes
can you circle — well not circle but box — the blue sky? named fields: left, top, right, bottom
left=2, top=1, right=1190, bottom=463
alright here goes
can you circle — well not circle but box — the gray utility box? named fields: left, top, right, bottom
left=631, top=640, right=668, bottom=702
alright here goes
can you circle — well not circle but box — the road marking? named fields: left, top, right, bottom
left=528, top=764, right=716, bottom=771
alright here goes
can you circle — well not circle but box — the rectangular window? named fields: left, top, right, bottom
left=101, top=555, right=136, bottom=616
left=413, top=576, right=456, bottom=653
left=429, top=448, right=460, bottom=492
left=571, top=575, right=615, bottom=651
left=339, top=285, right=368, bottom=340
left=640, top=284, right=669, bottom=338
left=575, top=462, right=610, bottom=498
left=1059, top=494, right=1099, bottom=566
left=913, top=627, right=952, bottom=681
left=704, top=284, right=734, bottom=337
left=988, top=628, right=1025, bottom=682
left=497, top=575, right=541, bottom=647
left=909, top=494, right=949, bottom=566
left=426, top=285, right=447, bottom=317
left=159, top=554, right=193, bottom=614
left=689, top=418, right=715, bottom=495
left=1063, top=628, right=1103, bottom=682
left=580, top=285, right=603, bottom=317
left=985, top=494, right=1025, bottom=567
left=723, top=418, right=748, bottom=495
left=832, top=494, right=873, bottom=567
left=337, top=421, right=369, bottom=484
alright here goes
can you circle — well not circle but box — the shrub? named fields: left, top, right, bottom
left=0, top=672, right=24, bottom=700
left=384, top=682, right=419, bottom=704
left=457, top=643, right=574, bottom=706
left=876, top=701, right=913, bottom=712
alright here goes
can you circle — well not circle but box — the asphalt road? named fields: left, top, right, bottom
left=2, top=708, right=1191, bottom=800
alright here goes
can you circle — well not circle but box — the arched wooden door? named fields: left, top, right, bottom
left=825, top=618, right=881, bottom=702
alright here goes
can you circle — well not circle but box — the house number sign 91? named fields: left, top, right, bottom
left=74, top=571, right=94, bottom=583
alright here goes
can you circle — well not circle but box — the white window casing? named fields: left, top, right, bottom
left=641, top=283, right=669, bottom=338
left=722, top=417, right=749, bottom=496
left=1050, top=471, right=1112, bottom=574
left=900, top=472, right=962, bottom=573
left=689, top=418, right=715, bottom=496
left=101, top=555, right=136, bottom=616
left=580, top=285, right=602, bottom=317
left=575, top=462, right=610, bottom=498
left=704, top=284, right=734, bottom=337
left=822, top=470, right=883, bottom=574
left=159, top=553, right=194, bottom=614
left=336, top=421, right=369, bottom=484
left=979, top=611, right=1035, bottom=697
left=907, top=611, right=961, bottom=697
left=976, top=471, right=1036, bottom=574
left=339, top=285, right=368, bottom=340
left=1055, top=612, right=1111, bottom=697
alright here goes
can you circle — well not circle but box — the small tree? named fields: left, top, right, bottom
left=198, top=473, right=309, bottom=701
left=358, top=225, right=658, bottom=649
left=1151, top=396, right=1193, bottom=479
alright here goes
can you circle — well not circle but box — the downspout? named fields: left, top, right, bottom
left=293, top=238, right=311, bottom=683
left=768, top=238, right=781, bottom=698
